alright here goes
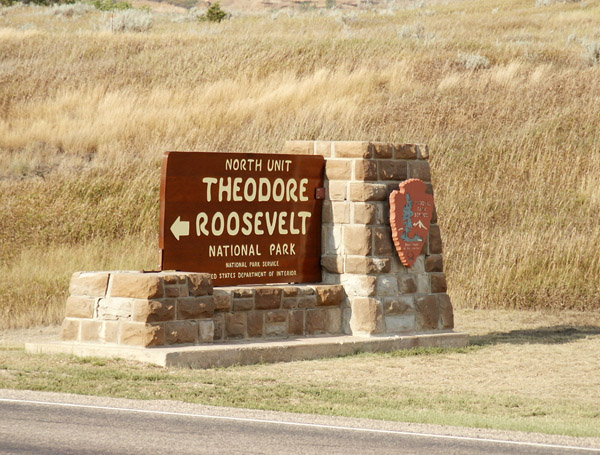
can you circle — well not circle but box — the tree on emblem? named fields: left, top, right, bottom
left=400, top=193, right=422, bottom=243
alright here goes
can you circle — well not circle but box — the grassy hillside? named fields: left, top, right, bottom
left=1, top=0, right=599, bottom=328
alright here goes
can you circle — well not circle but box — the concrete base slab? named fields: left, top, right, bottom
left=26, top=331, right=469, bottom=369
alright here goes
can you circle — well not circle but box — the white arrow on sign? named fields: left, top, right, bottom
left=170, top=216, right=190, bottom=241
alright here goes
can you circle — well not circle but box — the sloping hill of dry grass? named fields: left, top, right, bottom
left=0, top=0, right=599, bottom=328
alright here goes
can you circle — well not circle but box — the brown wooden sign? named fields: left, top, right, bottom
left=390, top=179, right=434, bottom=268
left=159, top=151, right=325, bottom=286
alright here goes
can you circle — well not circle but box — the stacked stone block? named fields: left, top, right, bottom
left=62, top=271, right=214, bottom=347
left=62, top=271, right=344, bottom=347
left=212, top=284, right=344, bottom=340
left=284, top=140, right=454, bottom=335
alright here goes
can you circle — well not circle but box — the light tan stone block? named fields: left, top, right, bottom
left=132, top=299, right=175, bottom=323
left=80, top=320, right=102, bottom=342
left=255, top=288, right=282, bottom=310
left=325, top=159, right=352, bottom=180
left=199, top=319, right=215, bottom=342
left=316, top=285, right=344, bottom=306
left=343, top=225, right=373, bottom=255
left=188, top=273, right=213, bottom=297
left=408, top=160, right=431, bottom=181
left=349, top=182, right=388, bottom=202
left=353, top=203, right=377, bottom=224
left=284, top=140, right=314, bottom=155
left=372, top=142, right=393, bottom=158
left=315, top=141, right=332, bottom=157
left=417, top=144, right=430, bottom=159
left=322, top=225, right=343, bottom=255
left=65, top=296, right=95, bottom=319
left=341, top=275, right=377, bottom=297
left=321, top=255, right=344, bottom=274
left=332, top=202, right=350, bottom=224
left=177, top=296, right=215, bottom=319
left=354, top=160, right=377, bottom=181
left=326, top=308, right=342, bottom=334
left=165, top=321, right=197, bottom=345
left=328, top=181, right=348, bottom=201
left=345, top=257, right=391, bottom=274
left=61, top=318, right=80, bottom=341
left=102, top=321, right=119, bottom=344
left=394, top=144, right=419, bottom=160
left=350, top=297, right=383, bottom=334
left=69, top=272, right=109, bottom=297
left=97, top=297, right=133, bottom=321
left=334, top=141, right=372, bottom=158
left=109, top=273, right=163, bottom=299
left=120, top=322, right=164, bottom=347
left=378, top=160, right=408, bottom=181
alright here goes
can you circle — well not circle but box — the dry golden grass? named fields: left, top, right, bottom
left=1, top=0, right=600, bottom=328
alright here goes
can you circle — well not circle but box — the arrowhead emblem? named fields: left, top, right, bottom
left=170, top=216, right=190, bottom=241
left=389, top=179, right=434, bottom=268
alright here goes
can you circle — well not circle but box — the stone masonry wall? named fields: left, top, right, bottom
left=62, top=271, right=344, bottom=347
left=283, top=141, right=454, bottom=335
left=62, top=141, right=454, bottom=347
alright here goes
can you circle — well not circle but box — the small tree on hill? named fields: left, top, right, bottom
left=205, top=2, right=226, bottom=22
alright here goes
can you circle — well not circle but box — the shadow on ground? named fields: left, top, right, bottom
left=470, top=325, right=600, bottom=346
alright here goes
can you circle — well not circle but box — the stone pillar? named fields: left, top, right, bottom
left=283, top=141, right=454, bottom=336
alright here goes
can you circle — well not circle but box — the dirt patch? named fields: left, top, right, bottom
left=0, top=325, right=61, bottom=348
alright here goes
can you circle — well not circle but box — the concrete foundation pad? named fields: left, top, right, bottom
left=26, top=331, right=468, bottom=369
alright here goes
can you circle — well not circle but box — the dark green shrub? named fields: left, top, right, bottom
left=205, top=2, right=226, bottom=22
left=7, top=0, right=77, bottom=4
left=93, top=0, right=131, bottom=11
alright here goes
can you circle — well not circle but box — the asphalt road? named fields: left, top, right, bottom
left=0, top=393, right=598, bottom=455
